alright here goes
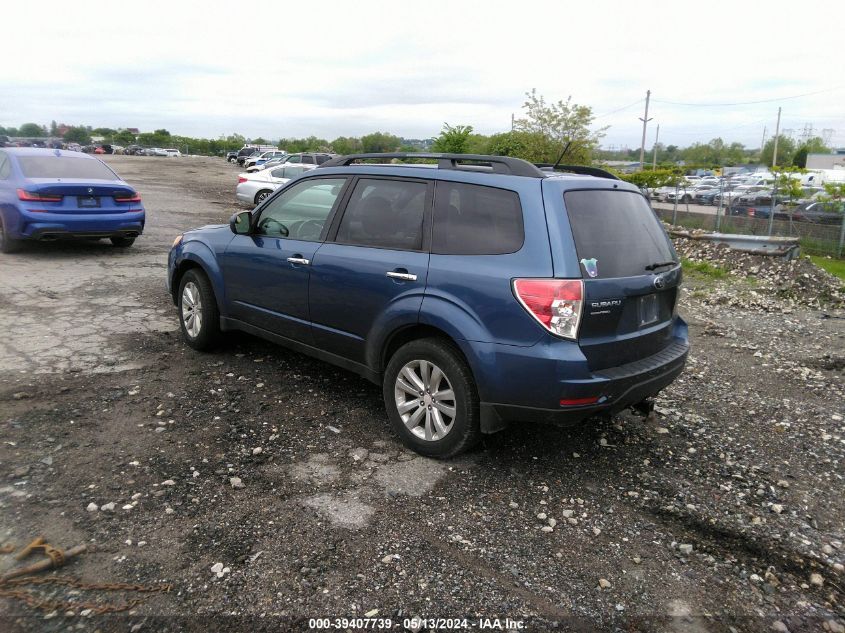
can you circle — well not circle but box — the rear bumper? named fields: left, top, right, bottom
left=475, top=319, right=689, bottom=432
left=13, top=209, right=145, bottom=240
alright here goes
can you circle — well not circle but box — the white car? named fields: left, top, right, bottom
left=243, top=150, right=287, bottom=170
left=165, top=148, right=182, bottom=157
left=235, top=164, right=316, bottom=205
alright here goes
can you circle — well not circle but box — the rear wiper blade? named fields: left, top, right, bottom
left=645, top=260, right=677, bottom=271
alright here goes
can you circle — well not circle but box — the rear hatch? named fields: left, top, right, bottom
left=16, top=154, right=139, bottom=214
left=23, top=179, right=140, bottom=214
left=562, top=188, right=680, bottom=371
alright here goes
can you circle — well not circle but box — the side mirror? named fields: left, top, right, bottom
left=230, top=211, right=252, bottom=235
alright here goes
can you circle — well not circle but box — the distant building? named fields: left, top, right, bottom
left=807, top=151, right=845, bottom=170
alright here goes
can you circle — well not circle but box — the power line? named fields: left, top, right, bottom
left=651, top=86, right=841, bottom=107
left=592, top=98, right=644, bottom=119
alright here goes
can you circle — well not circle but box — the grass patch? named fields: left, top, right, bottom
left=809, top=255, right=845, bottom=283
left=681, top=258, right=728, bottom=280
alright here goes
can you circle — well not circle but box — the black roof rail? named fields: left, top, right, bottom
left=535, top=163, right=621, bottom=181
left=318, top=153, right=546, bottom=178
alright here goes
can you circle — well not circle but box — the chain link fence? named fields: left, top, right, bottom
left=652, top=199, right=845, bottom=258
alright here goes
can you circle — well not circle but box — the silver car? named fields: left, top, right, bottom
left=235, top=164, right=316, bottom=205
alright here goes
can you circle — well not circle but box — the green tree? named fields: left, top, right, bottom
left=19, top=122, right=46, bottom=137
left=361, top=132, right=401, bottom=153
left=431, top=123, right=474, bottom=153
left=330, top=136, right=363, bottom=155
left=154, top=129, right=171, bottom=137
left=486, top=130, right=536, bottom=159
left=50, top=120, right=58, bottom=136
left=511, top=89, right=606, bottom=164
left=113, top=130, right=137, bottom=145
left=63, top=127, right=91, bottom=145
left=792, top=136, right=830, bottom=168
left=760, top=135, right=796, bottom=168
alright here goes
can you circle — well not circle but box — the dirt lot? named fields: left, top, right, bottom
left=0, top=156, right=843, bottom=633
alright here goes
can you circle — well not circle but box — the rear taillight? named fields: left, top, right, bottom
left=238, top=176, right=248, bottom=184
left=114, top=192, right=142, bottom=203
left=512, top=279, right=583, bottom=340
left=17, top=189, right=63, bottom=202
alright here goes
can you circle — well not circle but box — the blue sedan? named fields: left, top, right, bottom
left=0, top=148, right=145, bottom=253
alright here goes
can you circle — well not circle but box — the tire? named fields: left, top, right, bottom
left=0, top=215, right=22, bottom=254
left=254, top=190, right=273, bottom=205
left=383, top=338, right=480, bottom=458
left=177, top=269, right=221, bottom=351
left=110, top=236, right=136, bottom=247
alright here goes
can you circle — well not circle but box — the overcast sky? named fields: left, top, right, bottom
left=3, top=0, right=844, bottom=149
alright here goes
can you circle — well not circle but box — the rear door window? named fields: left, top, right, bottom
left=432, top=182, right=523, bottom=255
left=335, top=178, right=427, bottom=250
left=563, top=190, right=675, bottom=279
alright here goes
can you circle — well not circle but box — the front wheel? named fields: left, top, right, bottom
left=178, top=269, right=221, bottom=350
left=383, top=338, right=480, bottom=458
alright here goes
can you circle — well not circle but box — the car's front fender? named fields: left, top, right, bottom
left=171, top=240, right=228, bottom=316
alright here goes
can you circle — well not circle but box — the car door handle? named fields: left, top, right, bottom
left=287, top=256, right=310, bottom=265
left=386, top=271, right=417, bottom=281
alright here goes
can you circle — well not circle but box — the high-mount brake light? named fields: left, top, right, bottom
left=17, top=189, right=63, bottom=202
left=512, top=279, right=584, bottom=340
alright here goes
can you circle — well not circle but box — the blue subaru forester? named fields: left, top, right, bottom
left=167, top=154, right=688, bottom=457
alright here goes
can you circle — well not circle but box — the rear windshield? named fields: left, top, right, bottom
left=17, top=156, right=117, bottom=180
left=564, top=190, right=675, bottom=279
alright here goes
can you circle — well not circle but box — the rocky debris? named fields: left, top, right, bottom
left=229, top=476, right=245, bottom=489
left=210, top=562, right=230, bottom=578
left=349, top=447, right=369, bottom=462
left=668, top=228, right=844, bottom=309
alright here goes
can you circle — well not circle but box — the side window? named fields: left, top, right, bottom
left=286, top=155, right=301, bottom=164
left=316, top=154, right=331, bottom=165
left=335, top=178, right=427, bottom=250
left=432, top=182, right=524, bottom=255
left=255, top=178, right=346, bottom=241
left=302, top=155, right=315, bottom=164
left=0, top=153, right=9, bottom=179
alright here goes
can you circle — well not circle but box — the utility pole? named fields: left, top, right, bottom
left=760, top=126, right=767, bottom=155
left=652, top=123, right=660, bottom=170
left=768, top=107, right=783, bottom=236
left=511, top=113, right=514, bottom=132
left=638, top=89, right=652, bottom=170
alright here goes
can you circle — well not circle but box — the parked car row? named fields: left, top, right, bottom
left=649, top=172, right=841, bottom=224
left=233, top=153, right=338, bottom=204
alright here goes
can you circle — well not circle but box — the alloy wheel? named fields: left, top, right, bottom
left=181, top=281, right=203, bottom=338
left=394, top=360, right=456, bottom=442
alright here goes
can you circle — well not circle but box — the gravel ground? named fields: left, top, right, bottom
left=0, top=156, right=843, bottom=633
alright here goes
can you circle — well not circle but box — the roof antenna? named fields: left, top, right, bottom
left=552, top=141, right=572, bottom=170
